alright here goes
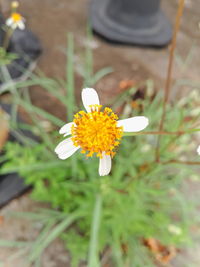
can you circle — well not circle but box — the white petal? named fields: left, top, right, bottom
left=98, top=153, right=112, bottom=176
left=58, top=146, right=79, bottom=159
left=59, top=122, right=73, bottom=135
left=197, top=145, right=200, bottom=155
left=117, top=116, right=149, bottom=132
left=17, top=21, right=25, bottom=30
left=55, top=138, right=72, bottom=154
left=82, top=88, right=100, bottom=113
left=55, top=138, right=79, bottom=159
left=12, top=23, right=17, bottom=29
left=6, top=18, right=13, bottom=26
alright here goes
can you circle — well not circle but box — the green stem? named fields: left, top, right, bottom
left=187, top=128, right=200, bottom=133
left=88, top=193, right=102, bottom=267
left=2, top=28, right=13, bottom=50
left=123, top=128, right=200, bottom=137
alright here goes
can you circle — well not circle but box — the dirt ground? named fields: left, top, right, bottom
left=0, top=0, right=200, bottom=266
left=0, top=195, right=71, bottom=267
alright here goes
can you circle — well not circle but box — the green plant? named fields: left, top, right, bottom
left=0, top=18, right=200, bottom=266
left=0, top=47, right=18, bottom=66
left=1, top=81, right=200, bottom=266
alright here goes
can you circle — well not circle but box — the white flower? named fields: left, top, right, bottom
left=11, top=1, right=19, bottom=9
left=55, top=88, right=149, bottom=176
left=197, top=145, right=200, bottom=155
left=6, top=12, right=25, bottom=30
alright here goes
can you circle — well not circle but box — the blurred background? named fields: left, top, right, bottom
left=1, top=0, right=199, bottom=108
left=0, top=0, right=200, bottom=266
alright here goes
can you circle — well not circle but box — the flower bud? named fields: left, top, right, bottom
left=11, top=1, right=19, bottom=9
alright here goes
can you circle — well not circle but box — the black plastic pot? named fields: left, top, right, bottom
left=0, top=13, right=4, bottom=45
left=0, top=103, right=38, bottom=208
left=0, top=14, right=42, bottom=207
left=89, top=0, right=172, bottom=46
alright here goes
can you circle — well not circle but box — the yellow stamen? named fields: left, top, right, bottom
left=71, top=105, right=123, bottom=158
left=11, top=12, right=22, bottom=22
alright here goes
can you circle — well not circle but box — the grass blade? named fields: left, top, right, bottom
left=88, top=194, right=102, bottom=267
left=28, top=212, right=82, bottom=262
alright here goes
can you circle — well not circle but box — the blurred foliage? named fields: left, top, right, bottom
left=0, top=47, right=18, bottom=66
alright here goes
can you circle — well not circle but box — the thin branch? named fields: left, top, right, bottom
left=161, top=159, right=200, bottom=166
left=124, top=131, right=183, bottom=136
left=155, top=0, right=185, bottom=162
left=123, top=128, right=200, bottom=136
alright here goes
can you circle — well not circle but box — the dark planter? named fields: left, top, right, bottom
left=0, top=14, right=42, bottom=207
left=0, top=103, right=38, bottom=208
left=89, top=0, right=172, bottom=46
left=0, top=13, right=4, bottom=44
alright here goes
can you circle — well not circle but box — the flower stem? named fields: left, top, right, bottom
left=155, top=0, right=185, bottom=162
left=88, top=193, right=102, bottom=267
left=2, top=27, right=13, bottom=51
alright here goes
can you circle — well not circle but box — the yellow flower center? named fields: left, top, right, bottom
left=71, top=105, right=123, bottom=158
left=11, top=12, right=22, bottom=22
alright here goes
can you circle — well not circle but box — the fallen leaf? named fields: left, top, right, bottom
left=139, top=163, right=150, bottom=173
left=0, top=215, right=4, bottom=225
left=121, top=242, right=129, bottom=254
left=0, top=108, right=9, bottom=151
left=131, top=100, right=140, bottom=110
left=119, top=80, right=135, bottom=91
left=0, top=215, right=4, bottom=224
left=143, top=237, right=177, bottom=265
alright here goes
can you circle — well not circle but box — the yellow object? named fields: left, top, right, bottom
left=11, top=12, right=22, bottom=22
left=71, top=104, right=123, bottom=158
